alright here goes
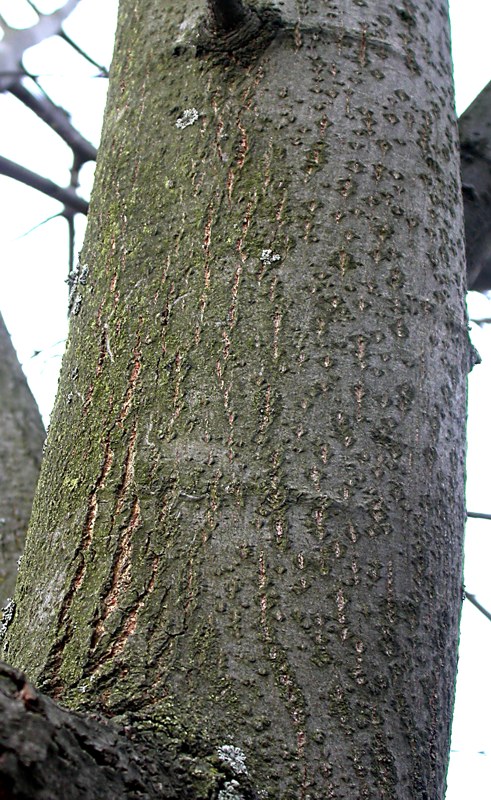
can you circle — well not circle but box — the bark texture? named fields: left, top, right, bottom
left=0, top=660, right=259, bottom=799
left=0, top=313, right=45, bottom=608
left=4, top=1, right=468, bottom=798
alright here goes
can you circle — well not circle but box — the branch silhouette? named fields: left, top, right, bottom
left=9, top=81, right=97, bottom=164
left=0, top=0, right=98, bottom=274
left=465, top=592, right=491, bottom=623
left=0, top=155, right=89, bottom=215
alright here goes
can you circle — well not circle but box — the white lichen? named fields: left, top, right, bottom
left=0, top=598, right=15, bottom=641
left=217, top=745, right=248, bottom=775
left=78, top=264, right=89, bottom=285
left=67, top=263, right=89, bottom=314
left=71, top=294, right=83, bottom=315
left=218, top=780, right=243, bottom=800
left=176, top=108, right=199, bottom=129
left=260, top=249, right=281, bottom=266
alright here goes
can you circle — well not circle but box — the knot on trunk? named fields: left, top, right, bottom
left=197, top=4, right=281, bottom=61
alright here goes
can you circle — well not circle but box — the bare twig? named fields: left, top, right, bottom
left=0, top=155, right=89, bottom=215
left=58, top=30, right=109, bottom=77
left=9, top=81, right=97, bottom=163
left=469, top=317, right=491, bottom=326
left=467, top=511, right=491, bottom=521
left=16, top=212, right=63, bottom=239
left=465, top=592, right=491, bottom=623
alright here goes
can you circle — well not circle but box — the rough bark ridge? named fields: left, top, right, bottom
left=0, top=313, right=45, bottom=608
left=4, top=1, right=468, bottom=798
left=0, top=660, right=259, bottom=799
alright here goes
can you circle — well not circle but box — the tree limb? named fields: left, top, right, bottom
left=467, top=511, right=491, bottom=521
left=0, top=660, right=260, bottom=799
left=0, top=155, right=89, bottom=215
left=9, top=81, right=97, bottom=164
left=0, top=661, right=182, bottom=799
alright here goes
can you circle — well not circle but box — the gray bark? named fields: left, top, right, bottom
left=3, top=2, right=469, bottom=798
left=0, top=312, right=45, bottom=608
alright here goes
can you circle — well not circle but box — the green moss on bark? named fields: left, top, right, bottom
left=4, top=1, right=468, bottom=797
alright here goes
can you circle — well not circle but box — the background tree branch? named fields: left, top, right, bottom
left=0, top=0, right=82, bottom=92
left=9, top=81, right=97, bottom=164
left=459, top=79, right=491, bottom=291
left=0, top=155, right=89, bottom=215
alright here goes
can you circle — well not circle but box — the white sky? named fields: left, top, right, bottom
left=0, top=1, right=491, bottom=796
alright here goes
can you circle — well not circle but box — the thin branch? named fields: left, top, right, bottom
left=58, top=30, right=109, bottom=77
left=26, top=0, right=90, bottom=83
left=206, top=0, right=248, bottom=32
left=467, top=511, right=491, bottom=521
left=16, top=211, right=63, bottom=239
left=0, top=155, right=88, bottom=215
left=9, top=81, right=97, bottom=163
left=67, top=212, right=75, bottom=274
left=465, top=592, right=491, bottom=623
left=469, top=317, right=491, bottom=326
left=10, top=0, right=80, bottom=48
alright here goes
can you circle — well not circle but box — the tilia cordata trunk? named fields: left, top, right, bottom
left=4, top=1, right=469, bottom=797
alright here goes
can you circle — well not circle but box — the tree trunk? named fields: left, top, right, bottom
left=3, top=1, right=469, bottom=798
left=0, top=312, right=45, bottom=609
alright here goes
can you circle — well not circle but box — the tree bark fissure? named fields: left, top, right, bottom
left=3, top=1, right=468, bottom=798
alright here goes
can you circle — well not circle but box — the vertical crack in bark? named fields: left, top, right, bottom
left=46, top=436, right=114, bottom=696
left=119, top=342, right=142, bottom=424
left=47, top=327, right=143, bottom=690
left=82, top=321, right=111, bottom=415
